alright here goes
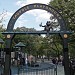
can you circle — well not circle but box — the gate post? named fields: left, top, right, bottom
left=61, top=34, right=70, bottom=75
left=3, top=34, right=14, bottom=75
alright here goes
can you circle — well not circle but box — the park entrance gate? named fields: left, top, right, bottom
left=2, top=3, right=71, bottom=75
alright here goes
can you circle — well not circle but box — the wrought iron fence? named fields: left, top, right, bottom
left=18, top=67, right=56, bottom=75
left=11, top=63, right=57, bottom=75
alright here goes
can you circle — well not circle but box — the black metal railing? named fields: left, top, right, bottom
left=11, top=62, right=56, bottom=75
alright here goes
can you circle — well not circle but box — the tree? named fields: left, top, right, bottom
left=49, top=0, right=75, bottom=31
left=49, top=0, right=75, bottom=58
left=13, top=27, right=43, bottom=57
left=0, top=10, right=7, bottom=29
left=0, top=11, right=6, bottom=42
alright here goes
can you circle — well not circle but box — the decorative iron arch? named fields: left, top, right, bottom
left=7, top=3, right=66, bottom=31
left=3, top=3, right=71, bottom=75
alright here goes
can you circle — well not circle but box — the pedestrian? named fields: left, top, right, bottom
left=52, top=57, right=56, bottom=64
left=25, top=57, right=28, bottom=67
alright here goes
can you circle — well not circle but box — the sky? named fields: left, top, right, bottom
left=0, top=0, right=52, bottom=30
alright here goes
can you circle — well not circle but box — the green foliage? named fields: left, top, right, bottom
left=49, top=0, right=75, bottom=57
left=50, top=0, right=75, bottom=31
left=13, top=26, right=63, bottom=58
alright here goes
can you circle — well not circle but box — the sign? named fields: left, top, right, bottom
left=7, top=3, right=66, bottom=31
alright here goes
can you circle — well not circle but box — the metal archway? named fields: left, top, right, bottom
left=7, top=3, right=66, bottom=31
left=3, top=3, right=70, bottom=75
